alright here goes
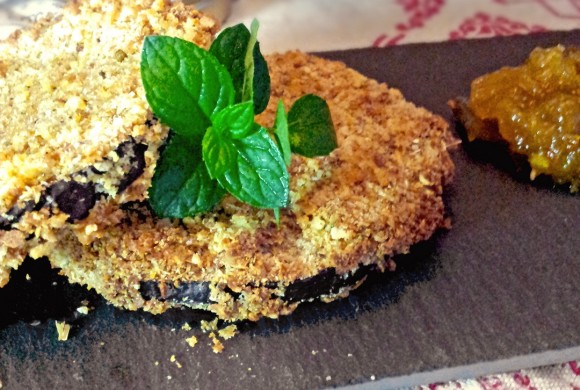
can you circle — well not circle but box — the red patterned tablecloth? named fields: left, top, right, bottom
left=225, top=0, right=580, bottom=53
left=0, top=1, right=579, bottom=389
left=417, top=361, right=580, bottom=389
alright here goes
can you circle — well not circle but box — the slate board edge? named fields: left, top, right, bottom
left=340, top=346, right=580, bottom=390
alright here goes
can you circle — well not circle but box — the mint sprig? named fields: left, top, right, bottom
left=141, top=20, right=337, bottom=219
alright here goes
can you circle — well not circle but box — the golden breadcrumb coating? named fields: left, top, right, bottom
left=38, top=52, right=456, bottom=322
left=0, top=0, right=455, bottom=322
left=0, top=0, right=218, bottom=286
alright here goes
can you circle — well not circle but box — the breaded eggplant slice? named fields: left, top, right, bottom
left=41, top=52, right=456, bottom=322
left=0, top=0, right=218, bottom=287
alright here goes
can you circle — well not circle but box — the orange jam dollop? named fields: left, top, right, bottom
left=468, top=45, right=580, bottom=191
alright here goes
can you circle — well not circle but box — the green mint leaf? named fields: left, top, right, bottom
left=288, top=94, right=338, bottom=157
left=242, top=19, right=259, bottom=103
left=149, top=132, right=225, bottom=218
left=209, top=20, right=270, bottom=114
left=201, top=126, right=237, bottom=180
left=211, top=101, right=256, bottom=139
left=202, top=126, right=289, bottom=209
left=141, top=36, right=235, bottom=141
left=274, top=100, right=291, bottom=166
left=251, top=41, right=270, bottom=114
left=209, top=24, right=247, bottom=103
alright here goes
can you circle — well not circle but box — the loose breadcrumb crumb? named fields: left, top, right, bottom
left=217, top=324, right=238, bottom=340
left=181, top=322, right=192, bottom=331
left=209, top=332, right=225, bottom=354
left=185, top=335, right=198, bottom=348
left=169, top=355, right=182, bottom=369
left=196, top=320, right=237, bottom=352
left=55, top=321, right=71, bottom=341
left=200, top=318, right=219, bottom=333
left=76, top=306, right=89, bottom=315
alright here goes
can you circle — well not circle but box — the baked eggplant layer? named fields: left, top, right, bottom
left=0, top=138, right=147, bottom=231
left=139, top=264, right=378, bottom=306
left=0, top=0, right=218, bottom=286
left=34, top=52, right=456, bottom=322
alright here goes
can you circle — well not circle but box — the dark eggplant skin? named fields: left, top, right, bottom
left=139, top=264, right=376, bottom=306
left=139, top=280, right=212, bottom=305
left=0, top=138, right=147, bottom=230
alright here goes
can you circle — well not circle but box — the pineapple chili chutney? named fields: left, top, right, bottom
left=458, top=45, right=580, bottom=191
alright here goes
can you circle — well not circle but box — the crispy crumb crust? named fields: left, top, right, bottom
left=37, top=51, right=456, bottom=322
left=0, top=0, right=218, bottom=286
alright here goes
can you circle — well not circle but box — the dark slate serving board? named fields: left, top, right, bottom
left=1, top=30, right=579, bottom=390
